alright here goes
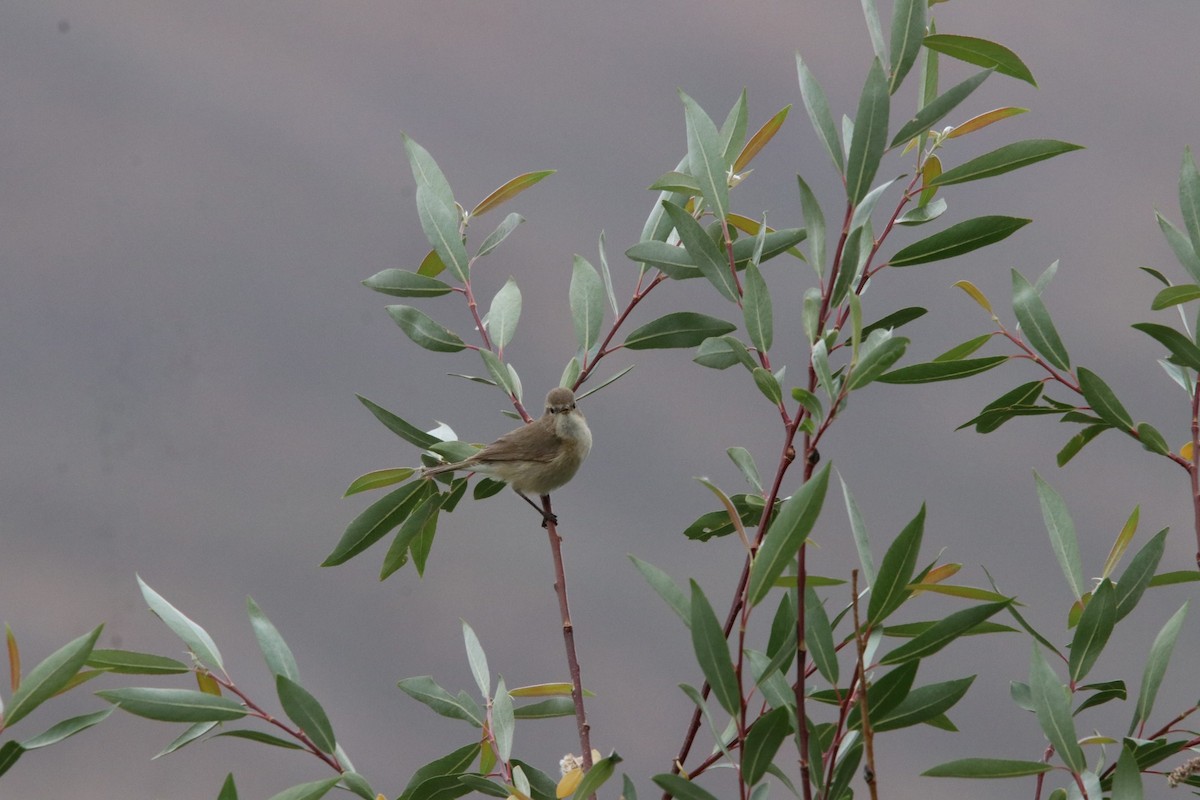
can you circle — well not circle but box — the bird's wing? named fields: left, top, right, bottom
left=476, top=427, right=559, bottom=463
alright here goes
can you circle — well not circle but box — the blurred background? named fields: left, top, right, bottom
left=4, top=2, right=1200, bottom=798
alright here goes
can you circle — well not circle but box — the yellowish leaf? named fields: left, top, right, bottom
left=556, top=768, right=582, bottom=799
left=953, top=280, right=994, bottom=314
left=733, top=105, right=791, bottom=173
left=471, top=171, right=555, bottom=217
left=417, top=248, right=446, bottom=278
left=1182, top=441, right=1195, bottom=461
left=196, top=671, right=222, bottom=696
left=1101, top=506, right=1139, bottom=579
left=6, top=623, right=19, bottom=693
left=919, top=155, right=941, bottom=206
left=948, top=107, right=1028, bottom=139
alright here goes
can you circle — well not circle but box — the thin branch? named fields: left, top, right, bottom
left=851, top=571, right=879, bottom=800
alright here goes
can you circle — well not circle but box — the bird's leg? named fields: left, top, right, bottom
left=515, top=490, right=557, bottom=527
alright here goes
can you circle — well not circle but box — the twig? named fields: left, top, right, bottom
left=851, top=571, right=879, bottom=800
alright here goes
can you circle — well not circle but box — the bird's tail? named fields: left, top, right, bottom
left=421, top=459, right=470, bottom=478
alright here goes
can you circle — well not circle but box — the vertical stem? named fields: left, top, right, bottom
left=1191, top=386, right=1200, bottom=569
left=851, top=571, right=879, bottom=800
left=542, top=494, right=593, bottom=771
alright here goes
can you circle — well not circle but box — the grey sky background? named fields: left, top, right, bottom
left=4, top=2, right=1200, bottom=798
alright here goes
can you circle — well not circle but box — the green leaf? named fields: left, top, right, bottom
left=20, top=707, right=114, bottom=750
left=156, top=721, right=218, bottom=757
left=276, top=675, right=336, bottom=753
left=1068, top=580, right=1115, bottom=683
left=847, top=332, right=908, bottom=390
left=922, top=34, right=1036, bottom=85
left=680, top=91, right=730, bottom=220
left=487, top=278, right=522, bottom=350
left=573, top=753, right=622, bottom=800
left=887, top=0, right=925, bottom=93
left=511, top=697, right=575, bottom=719
left=873, top=675, right=975, bottom=731
left=629, top=556, right=690, bottom=626
left=652, top=774, right=721, bottom=800
left=805, top=587, right=839, bottom=685
left=1029, top=646, right=1086, bottom=773
left=880, top=601, right=1009, bottom=664
left=846, top=58, right=890, bottom=204
left=1056, top=423, right=1107, bottom=467
left=387, top=305, right=466, bottom=353
left=862, top=306, right=928, bottom=338
left=797, top=175, right=827, bottom=273
left=719, top=89, right=749, bottom=169
left=742, top=263, right=773, bottom=353
left=742, top=706, right=791, bottom=784
left=415, top=185, right=469, bottom=284
left=398, top=744, right=481, bottom=800
left=569, top=255, right=604, bottom=354
left=472, top=171, right=555, bottom=217
left=214, top=729, right=304, bottom=750
left=1076, top=367, right=1133, bottom=431
left=379, top=492, right=443, bottom=579
left=867, top=505, right=925, bottom=623
left=860, top=0, right=887, bottom=60
left=397, top=676, right=483, bottom=726
left=748, top=463, right=832, bottom=606
left=596, top=231, right=619, bottom=315
left=689, top=580, right=740, bottom=716
left=897, top=197, right=947, bottom=226
left=247, top=597, right=300, bottom=682
left=1156, top=211, right=1200, bottom=284
left=492, top=677, right=514, bottom=762
left=1181, top=148, right=1200, bottom=260
left=1034, top=472, right=1085, bottom=600
left=575, top=364, right=635, bottom=400
left=649, top=171, right=702, bottom=195
left=86, top=649, right=189, bottom=675
left=727, top=447, right=762, bottom=493
left=1112, top=743, right=1144, bottom=800
left=752, top=367, right=783, bottom=405
left=355, top=396, right=440, bottom=449
left=890, top=70, right=990, bottom=149
left=796, top=56, right=844, bottom=174
left=475, top=212, right=524, bottom=259
left=625, top=240, right=698, bottom=280
left=624, top=312, right=736, bottom=350
left=1151, top=284, right=1200, bottom=310
left=889, top=216, right=1030, bottom=267
left=344, top=467, right=415, bottom=497
left=461, top=620, right=490, bottom=697
left=363, top=269, right=454, bottom=298
left=1012, top=270, right=1070, bottom=370
left=923, top=758, right=1053, bottom=778
left=840, top=474, right=875, bottom=587
left=1132, top=322, right=1200, bottom=370
left=661, top=201, right=738, bottom=302
left=97, top=688, right=247, bottom=723
left=933, top=334, right=993, bottom=362
left=1131, top=602, right=1189, bottom=732
left=138, top=577, right=224, bottom=672
left=932, top=140, right=1083, bottom=186
left=1114, top=528, right=1168, bottom=622
left=403, top=134, right=454, bottom=205
left=265, top=777, right=342, bottom=800
left=0, top=740, right=24, bottom=780
left=323, top=480, right=428, bottom=567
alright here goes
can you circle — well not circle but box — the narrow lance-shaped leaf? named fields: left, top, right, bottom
left=138, top=577, right=224, bottom=672
left=741, top=706, right=792, bottom=785
left=860, top=0, right=887, bottom=61
left=923, top=759, right=1053, bottom=779
left=1068, top=580, right=1116, bottom=683
left=846, top=58, right=890, bottom=204
left=1131, top=602, right=1189, bottom=733
left=1151, top=284, right=1200, bottom=310
left=597, top=231, right=620, bottom=315
left=796, top=55, right=844, bottom=174
left=475, top=212, right=524, bottom=259
left=3, top=626, right=103, bottom=728
left=742, top=263, right=773, bottom=352
left=1157, top=211, right=1200, bottom=285
left=680, top=91, right=730, bottom=220
left=355, top=396, right=440, bottom=449
left=931, top=140, right=1084, bottom=186
left=867, top=505, right=924, bottom=623
left=462, top=621, right=490, bottom=698
left=1133, top=322, right=1200, bottom=370
left=805, top=587, right=839, bottom=684
left=890, top=70, right=990, bottom=150
left=748, top=463, right=832, bottom=606
left=797, top=175, right=826, bottom=274
left=887, top=0, right=925, bottom=93
left=471, top=171, right=555, bottom=217
left=485, top=278, right=522, bottom=352
left=323, top=480, right=429, bottom=567
left=97, top=687, right=247, bottom=723
left=880, top=601, right=1009, bottom=664
left=1035, top=473, right=1085, bottom=600
left=689, top=580, right=740, bottom=716
left=362, top=270, right=454, bottom=298
left=629, top=555, right=691, bottom=627
left=718, top=90, right=749, bottom=169
left=878, top=355, right=1007, bottom=385
left=569, top=256, right=604, bottom=354
left=387, top=305, right=466, bottom=353
left=492, top=677, right=514, bottom=763
left=1113, top=528, right=1167, bottom=623
left=1077, top=367, right=1132, bottom=430
left=734, top=105, right=791, bottom=173
left=1179, top=147, right=1200, bottom=259
left=661, top=201, right=739, bottom=302
left=624, top=312, right=736, bottom=350
left=277, top=675, right=336, bottom=754
left=847, top=331, right=909, bottom=390
left=923, top=34, right=1036, bottom=85
left=1011, top=270, right=1070, bottom=371
left=948, top=106, right=1028, bottom=139
left=1029, top=646, right=1086, bottom=773
left=889, top=216, right=1030, bottom=267
left=415, top=185, right=470, bottom=283
left=247, top=597, right=300, bottom=682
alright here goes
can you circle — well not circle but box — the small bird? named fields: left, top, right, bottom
left=422, top=387, right=591, bottom=523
